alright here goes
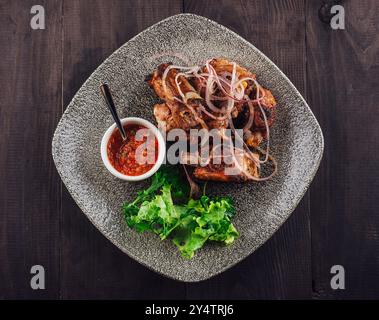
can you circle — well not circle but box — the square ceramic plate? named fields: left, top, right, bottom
left=52, top=14, right=323, bottom=282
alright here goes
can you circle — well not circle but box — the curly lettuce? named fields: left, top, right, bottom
left=122, top=166, right=239, bottom=259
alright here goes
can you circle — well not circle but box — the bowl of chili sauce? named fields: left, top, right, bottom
left=101, top=118, right=165, bottom=181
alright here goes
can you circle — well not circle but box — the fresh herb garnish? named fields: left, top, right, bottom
left=122, top=166, right=239, bottom=259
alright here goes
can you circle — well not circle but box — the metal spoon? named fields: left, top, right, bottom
left=100, top=83, right=126, bottom=140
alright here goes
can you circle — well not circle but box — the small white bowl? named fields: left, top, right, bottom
left=100, top=117, right=165, bottom=182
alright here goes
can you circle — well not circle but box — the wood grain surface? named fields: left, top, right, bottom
left=0, top=0, right=62, bottom=299
left=306, top=0, right=379, bottom=299
left=0, top=0, right=378, bottom=299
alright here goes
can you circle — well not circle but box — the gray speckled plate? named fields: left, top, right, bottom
left=52, top=14, right=323, bottom=282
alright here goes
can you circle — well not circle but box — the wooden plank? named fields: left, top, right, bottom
left=0, top=0, right=62, bottom=298
left=306, top=0, right=379, bottom=299
left=61, top=0, right=185, bottom=299
left=183, top=0, right=311, bottom=299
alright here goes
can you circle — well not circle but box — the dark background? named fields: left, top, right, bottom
left=0, top=0, right=378, bottom=299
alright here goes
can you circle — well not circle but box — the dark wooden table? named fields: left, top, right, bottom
left=1, top=0, right=378, bottom=299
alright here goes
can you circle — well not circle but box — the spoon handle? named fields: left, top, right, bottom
left=100, top=83, right=126, bottom=140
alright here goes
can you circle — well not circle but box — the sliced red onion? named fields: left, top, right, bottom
left=242, top=95, right=255, bottom=132
left=159, top=59, right=276, bottom=180
left=162, top=64, right=199, bottom=101
left=197, top=104, right=229, bottom=120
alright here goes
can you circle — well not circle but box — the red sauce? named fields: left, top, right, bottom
left=107, top=124, right=158, bottom=176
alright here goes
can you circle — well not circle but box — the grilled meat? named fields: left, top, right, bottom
left=146, top=58, right=277, bottom=182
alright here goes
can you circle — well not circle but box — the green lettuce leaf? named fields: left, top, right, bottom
left=122, top=166, right=239, bottom=259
